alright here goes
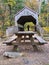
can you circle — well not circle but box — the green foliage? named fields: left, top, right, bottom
left=38, top=13, right=47, bottom=27
left=2, top=0, right=16, bottom=7
left=41, top=0, right=47, bottom=13
left=38, top=0, right=49, bottom=27
left=43, top=27, right=49, bottom=32
left=14, top=0, right=24, bottom=12
left=24, top=22, right=35, bottom=31
left=0, top=0, right=24, bottom=36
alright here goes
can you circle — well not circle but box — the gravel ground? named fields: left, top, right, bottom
left=0, top=41, right=49, bottom=65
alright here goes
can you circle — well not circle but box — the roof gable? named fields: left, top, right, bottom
left=15, top=7, right=38, bottom=26
left=15, top=7, right=38, bottom=16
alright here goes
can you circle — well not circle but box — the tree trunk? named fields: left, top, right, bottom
left=8, top=4, right=12, bottom=26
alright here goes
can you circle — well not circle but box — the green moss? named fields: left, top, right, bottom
left=43, top=27, right=49, bottom=32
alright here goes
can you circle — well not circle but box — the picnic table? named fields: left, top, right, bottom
left=3, top=31, right=48, bottom=57
left=15, top=31, right=36, bottom=45
left=3, top=31, right=47, bottom=46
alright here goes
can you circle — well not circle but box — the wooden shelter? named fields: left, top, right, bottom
left=15, top=7, right=39, bottom=31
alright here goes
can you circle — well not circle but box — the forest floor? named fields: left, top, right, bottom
left=0, top=40, right=49, bottom=65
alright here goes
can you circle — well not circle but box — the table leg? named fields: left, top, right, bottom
left=18, top=35, right=22, bottom=44
left=16, top=35, right=22, bottom=44
left=30, top=35, right=35, bottom=46
left=30, top=35, right=38, bottom=51
left=24, top=35, right=26, bottom=43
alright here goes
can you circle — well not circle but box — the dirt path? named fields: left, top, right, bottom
left=0, top=41, right=49, bottom=65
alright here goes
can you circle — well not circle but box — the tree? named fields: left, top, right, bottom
left=38, top=0, right=49, bottom=27
left=14, top=0, right=24, bottom=13
left=0, top=0, right=24, bottom=34
left=2, top=0, right=16, bottom=26
left=0, top=0, right=16, bottom=36
left=25, top=0, right=39, bottom=12
left=40, top=0, right=47, bottom=13
left=0, top=3, right=6, bottom=35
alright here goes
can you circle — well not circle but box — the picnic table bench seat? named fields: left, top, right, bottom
left=33, top=35, right=48, bottom=45
left=3, top=35, right=17, bottom=45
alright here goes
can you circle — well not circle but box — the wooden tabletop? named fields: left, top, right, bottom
left=15, top=31, right=36, bottom=35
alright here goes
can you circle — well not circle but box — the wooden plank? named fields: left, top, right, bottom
left=15, top=31, right=36, bottom=35
left=33, top=35, right=47, bottom=44
left=3, top=35, right=17, bottom=44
